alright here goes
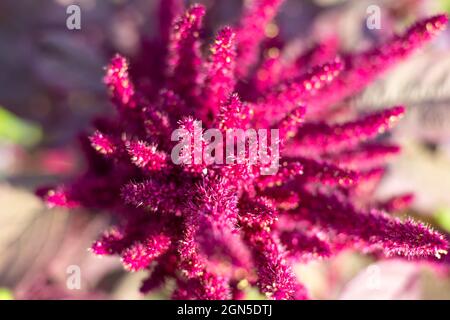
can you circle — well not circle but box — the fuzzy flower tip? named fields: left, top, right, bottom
left=37, top=1, right=448, bottom=301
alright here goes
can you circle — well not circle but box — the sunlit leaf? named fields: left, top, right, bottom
left=0, top=106, right=42, bottom=147
left=0, top=288, right=13, bottom=300
left=435, top=207, right=450, bottom=233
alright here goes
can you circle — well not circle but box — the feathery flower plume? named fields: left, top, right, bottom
left=236, top=0, right=285, bottom=77
left=37, top=1, right=449, bottom=300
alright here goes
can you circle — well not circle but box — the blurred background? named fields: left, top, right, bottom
left=1, top=0, right=450, bottom=300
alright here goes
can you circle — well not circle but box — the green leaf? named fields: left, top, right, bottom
left=0, top=288, right=13, bottom=300
left=440, top=0, right=450, bottom=14
left=0, top=106, right=42, bottom=147
left=435, top=207, right=450, bottom=233
left=245, top=287, right=266, bottom=300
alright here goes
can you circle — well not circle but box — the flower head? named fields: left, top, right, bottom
left=38, top=1, right=449, bottom=300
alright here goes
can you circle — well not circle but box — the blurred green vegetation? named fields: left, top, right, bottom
left=244, top=287, right=266, bottom=300
left=0, top=288, right=13, bottom=300
left=0, top=106, right=42, bottom=147
left=440, top=0, right=450, bottom=13
left=435, top=207, right=450, bottom=233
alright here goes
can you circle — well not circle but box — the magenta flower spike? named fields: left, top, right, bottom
left=202, top=27, right=237, bottom=120
left=89, top=130, right=117, bottom=156
left=126, top=140, right=167, bottom=172
left=167, top=4, right=206, bottom=106
left=306, top=14, right=449, bottom=113
left=326, top=143, right=401, bottom=171
left=104, top=54, right=136, bottom=110
left=290, top=189, right=447, bottom=259
left=377, top=193, right=415, bottom=213
left=37, top=0, right=449, bottom=300
left=121, top=234, right=171, bottom=272
left=159, top=0, right=183, bottom=45
left=279, top=230, right=332, bottom=262
left=236, top=0, right=285, bottom=77
left=255, top=59, right=343, bottom=123
left=293, top=106, right=405, bottom=155
left=239, top=197, right=308, bottom=300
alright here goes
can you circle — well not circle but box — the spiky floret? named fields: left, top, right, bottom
left=202, top=27, right=237, bottom=120
left=37, top=1, right=449, bottom=300
left=104, top=55, right=136, bottom=109
left=236, top=0, right=285, bottom=77
left=167, top=4, right=205, bottom=106
left=306, top=14, right=449, bottom=113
